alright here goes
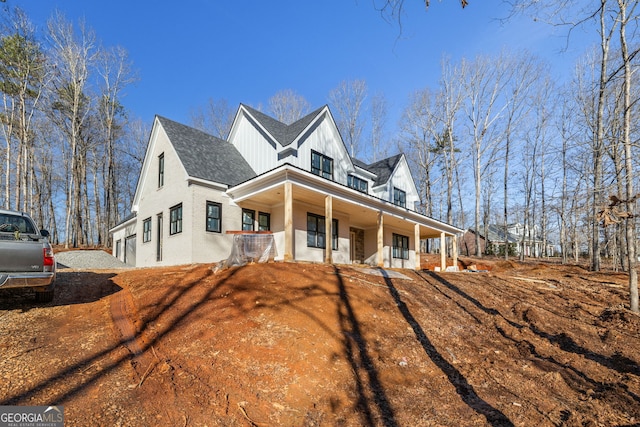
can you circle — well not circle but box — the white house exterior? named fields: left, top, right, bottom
left=110, top=104, right=463, bottom=269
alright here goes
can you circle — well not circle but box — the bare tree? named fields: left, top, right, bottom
left=500, top=53, right=547, bottom=259
left=375, top=0, right=469, bottom=24
left=0, top=7, right=48, bottom=213
left=328, top=79, right=367, bottom=158
left=190, top=97, right=234, bottom=139
left=46, top=12, right=98, bottom=248
left=459, top=53, right=512, bottom=257
left=369, top=92, right=388, bottom=162
left=615, top=0, right=638, bottom=312
left=268, top=89, right=310, bottom=125
left=399, top=88, right=438, bottom=217
left=96, top=45, right=136, bottom=245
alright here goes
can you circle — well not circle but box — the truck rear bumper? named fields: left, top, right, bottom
left=0, top=272, right=56, bottom=289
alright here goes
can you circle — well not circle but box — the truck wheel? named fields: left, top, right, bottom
left=35, top=289, right=54, bottom=303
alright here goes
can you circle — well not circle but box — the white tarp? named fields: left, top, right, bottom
left=223, top=234, right=277, bottom=268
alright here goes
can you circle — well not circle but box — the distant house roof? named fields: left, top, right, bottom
left=157, top=116, right=256, bottom=186
left=241, top=104, right=325, bottom=147
left=484, top=225, right=520, bottom=243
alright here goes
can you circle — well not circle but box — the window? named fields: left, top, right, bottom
left=169, top=203, right=182, bottom=235
left=206, top=201, right=222, bottom=233
left=307, top=213, right=338, bottom=250
left=311, top=150, right=333, bottom=180
left=393, top=187, right=406, bottom=208
left=143, top=218, right=152, bottom=242
left=258, top=212, right=270, bottom=231
left=393, top=233, right=409, bottom=259
left=158, top=153, right=165, bottom=188
left=115, top=239, right=121, bottom=258
left=348, top=175, right=368, bottom=193
left=242, top=209, right=255, bottom=231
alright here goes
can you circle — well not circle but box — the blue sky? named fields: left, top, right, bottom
left=14, top=0, right=593, bottom=129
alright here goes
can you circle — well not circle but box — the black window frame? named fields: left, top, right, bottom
left=206, top=201, right=222, bottom=233
left=307, top=213, right=338, bottom=250
left=392, top=233, right=409, bottom=259
left=393, top=187, right=406, bottom=208
left=311, top=150, right=333, bottom=180
left=169, top=203, right=183, bottom=235
left=242, top=209, right=255, bottom=231
left=348, top=174, right=368, bottom=193
left=258, top=212, right=270, bottom=231
left=158, top=153, right=165, bottom=188
left=143, top=217, right=152, bottom=242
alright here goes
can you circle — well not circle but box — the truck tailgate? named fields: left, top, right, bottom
left=0, top=239, right=44, bottom=272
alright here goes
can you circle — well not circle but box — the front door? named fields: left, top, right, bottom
left=349, top=228, right=364, bottom=264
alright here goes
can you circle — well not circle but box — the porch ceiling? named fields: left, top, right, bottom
left=227, top=165, right=462, bottom=239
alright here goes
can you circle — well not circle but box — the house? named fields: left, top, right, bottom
left=110, top=104, right=463, bottom=270
left=461, top=223, right=553, bottom=257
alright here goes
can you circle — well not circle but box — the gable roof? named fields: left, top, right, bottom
left=240, top=104, right=326, bottom=147
left=365, top=154, right=403, bottom=186
left=157, top=116, right=256, bottom=186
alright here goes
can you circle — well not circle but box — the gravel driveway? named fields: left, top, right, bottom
left=55, top=250, right=130, bottom=270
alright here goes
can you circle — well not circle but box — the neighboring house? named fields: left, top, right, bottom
left=110, top=104, right=463, bottom=269
left=461, top=223, right=553, bottom=257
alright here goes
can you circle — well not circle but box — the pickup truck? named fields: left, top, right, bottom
left=0, top=208, right=56, bottom=302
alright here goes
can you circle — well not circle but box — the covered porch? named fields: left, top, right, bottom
left=226, top=165, right=462, bottom=270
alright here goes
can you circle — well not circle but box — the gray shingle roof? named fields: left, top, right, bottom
left=241, top=104, right=325, bottom=147
left=236, top=105, right=405, bottom=188
left=365, top=154, right=403, bottom=186
left=157, top=116, right=256, bottom=186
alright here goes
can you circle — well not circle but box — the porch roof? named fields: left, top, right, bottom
left=226, top=164, right=463, bottom=239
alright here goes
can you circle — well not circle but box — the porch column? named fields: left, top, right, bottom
left=325, top=195, right=333, bottom=264
left=414, top=223, right=421, bottom=271
left=284, top=182, right=293, bottom=262
left=377, top=211, right=384, bottom=267
left=440, top=231, right=446, bottom=271
left=452, top=234, right=458, bottom=271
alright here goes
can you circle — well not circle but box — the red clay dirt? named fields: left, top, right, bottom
left=1, top=254, right=639, bottom=426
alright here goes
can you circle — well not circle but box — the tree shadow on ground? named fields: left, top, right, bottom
left=383, top=268, right=515, bottom=427
left=0, top=271, right=122, bottom=311
left=334, top=265, right=399, bottom=427
left=422, top=269, right=640, bottom=415
left=0, top=266, right=243, bottom=408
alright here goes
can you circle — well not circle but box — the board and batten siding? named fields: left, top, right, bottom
left=385, top=157, right=420, bottom=210
left=228, top=114, right=278, bottom=176
left=282, top=115, right=352, bottom=186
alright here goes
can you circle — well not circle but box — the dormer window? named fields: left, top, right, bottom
left=311, top=150, right=333, bottom=180
left=348, top=175, right=368, bottom=193
left=393, top=187, right=406, bottom=208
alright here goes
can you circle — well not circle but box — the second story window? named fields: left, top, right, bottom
left=348, top=175, right=368, bottom=193
left=311, top=150, right=333, bottom=180
left=158, top=153, right=165, bottom=188
left=393, top=187, right=406, bottom=208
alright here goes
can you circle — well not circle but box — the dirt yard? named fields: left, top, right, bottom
left=1, top=254, right=639, bottom=426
